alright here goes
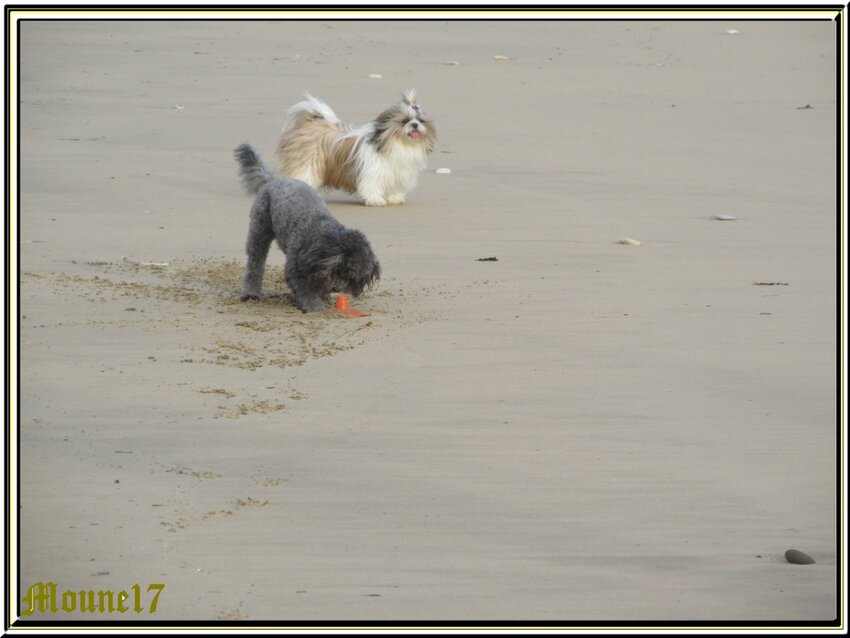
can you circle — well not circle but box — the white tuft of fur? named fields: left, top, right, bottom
left=339, top=122, right=374, bottom=144
left=403, top=89, right=417, bottom=105
left=281, top=93, right=342, bottom=134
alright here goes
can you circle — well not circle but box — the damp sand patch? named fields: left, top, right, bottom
left=22, top=257, right=406, bottom=371
left=215, top=399, right=286, bottom=419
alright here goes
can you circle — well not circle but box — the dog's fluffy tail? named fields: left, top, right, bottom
left=234, top=143, right=275, bottom=195
left=281, top=93, right=342, bottom=135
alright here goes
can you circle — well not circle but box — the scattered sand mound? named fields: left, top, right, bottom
left=23, top=256, right=416, bottom=371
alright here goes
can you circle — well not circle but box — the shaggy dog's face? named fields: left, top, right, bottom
left=369, top=100, right=437, bottom=153
left=306, top=229, right=381, bottom=298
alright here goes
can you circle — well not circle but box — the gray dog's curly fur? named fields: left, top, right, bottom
left=234, top=143, right=381, bottom=312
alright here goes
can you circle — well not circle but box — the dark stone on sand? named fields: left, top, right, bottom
left=785, top=549, right=815, bottom=564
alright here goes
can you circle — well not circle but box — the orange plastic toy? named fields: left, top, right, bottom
left=332, top=294, right=368, bottom=317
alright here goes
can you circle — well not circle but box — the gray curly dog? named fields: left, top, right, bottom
left=234, top=143, right=381, bottom=312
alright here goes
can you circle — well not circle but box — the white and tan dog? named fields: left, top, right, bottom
left=276, top=90, right=437, bottom=207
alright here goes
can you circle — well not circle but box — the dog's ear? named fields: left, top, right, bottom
left=302, top=232, right=344, bottom=281
left=368, top=259, right=381, bottom=287
left=337, top=230, right=381, bottom=297
left=347, top=258, right=381, bottom=298
left=351, top=256, right=380, bottom=295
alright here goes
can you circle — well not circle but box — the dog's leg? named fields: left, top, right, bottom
left=240, top=202, right=274, bottom=301
left=294, top=291, right=326, bottom=313
left=356, top=169, right=388, bottom=206
left=284, top=261, right=326, bottom=312
left=358, top=185, right=388, bottom=207
left=387, top=171, right=420, bottom=206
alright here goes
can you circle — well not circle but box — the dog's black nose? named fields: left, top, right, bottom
left=410, top=121, right=419, bottom=129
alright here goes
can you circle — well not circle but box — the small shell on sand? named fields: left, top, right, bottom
left=785, top=549, right=815, bottom=564
left=368, top=74, right=382, bottom=79
left=435, top=168, right=452, bottom=174
left=725, top=29, right=740, bottom=35
left=617, top=238, right=641, bottom=245
left=715, top=214, right=737, bottom=221
left=493, top=55, right=510, bottom=61
left=122, top=256, right=169, bottom=267
left=444, top=61, right=460, bottom=66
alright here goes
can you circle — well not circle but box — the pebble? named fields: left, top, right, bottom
left=785, top=549, right=815, bottom=564
left=493, top=55, right=510, bottom=61
left=725, top=29, right=740, bottom=35
left=715, top=214, right=737, bottom=221
left=435, top=168, right=452, bottom=175
left=617, top=238, right=641, bottom=245
left=368, top=74, right=382, bottom=79
left=444, top=61, right=460, bottom=66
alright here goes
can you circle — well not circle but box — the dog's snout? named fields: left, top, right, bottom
left=410, top=121, right=419, bottom=129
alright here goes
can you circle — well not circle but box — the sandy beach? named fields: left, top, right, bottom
left=14, top=18, right=839, bottom=623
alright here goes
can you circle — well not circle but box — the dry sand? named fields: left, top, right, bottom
left=15, top=19, right=839, bottom=622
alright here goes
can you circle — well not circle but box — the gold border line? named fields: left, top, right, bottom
left=7, top=9, right=19, bottom=624
left=5, top=9, right=845, bottom=20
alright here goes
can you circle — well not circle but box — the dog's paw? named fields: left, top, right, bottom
left=298, top=303, right=327, bottom=313
left=386, top=193, right=406, bottom=205
left=240, top=294, right=260, bottom=302
left=363, top=196, right=388, bottom=207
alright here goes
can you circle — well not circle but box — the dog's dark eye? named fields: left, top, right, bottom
left=402, top=118, right=411, bottom=124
